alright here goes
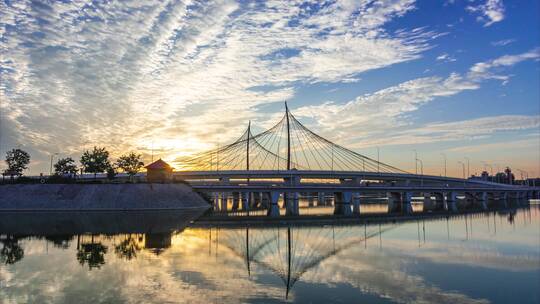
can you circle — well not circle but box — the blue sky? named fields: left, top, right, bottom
left=1, top=0, right=539, bottom=177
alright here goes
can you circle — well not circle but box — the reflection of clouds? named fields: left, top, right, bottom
left=304, top=249, right=490, bottom=304
left=1, top=208, right=538, bottom=303
left=379, top=239, right=539, bottom=272
left=0, top=232, right=283, bottom=303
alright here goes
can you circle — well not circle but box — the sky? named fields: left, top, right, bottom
left=0, top=0, right=539, bottom=177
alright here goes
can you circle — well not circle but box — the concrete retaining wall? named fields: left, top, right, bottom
left=0, top=183, right=210, bottom=211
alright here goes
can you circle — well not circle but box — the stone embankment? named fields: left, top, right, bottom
left=0, top=183, right=209, bottom=211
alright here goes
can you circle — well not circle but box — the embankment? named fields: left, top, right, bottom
left=0, top=183, right=210, bottom=211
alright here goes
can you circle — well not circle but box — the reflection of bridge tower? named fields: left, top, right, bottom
left=216, top=224, right=395, bottom=298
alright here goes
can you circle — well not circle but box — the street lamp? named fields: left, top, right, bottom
left=458, top=161, right=465, bottom=179
left=482, top=161, right=493, bottom=176
left=413, top=149, right=418, bottom=175
left=464, top=157, right=470, bottom=178
left=49, top=153, right=59, bottom=176
left=417, top=158, right=424, bottom=186
left=441, top=153, right=447, bottom=177
left=376, top=146, right=380, bottom=173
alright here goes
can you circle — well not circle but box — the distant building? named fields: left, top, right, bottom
left=144, top=159, right=173, bottom=183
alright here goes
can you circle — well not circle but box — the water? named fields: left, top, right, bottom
left=1, top=205, right=539, bottom=304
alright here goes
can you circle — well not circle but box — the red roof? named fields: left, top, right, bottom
left=145, top=159, right=172, bottom=170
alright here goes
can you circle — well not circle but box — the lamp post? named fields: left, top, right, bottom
left=413, top=149, right=418, bottom=175
left=441, top=153, right=447, bottom=177
left=482, top=161, right=493, bottom=176
left=417, top=158, right=424, bottom=186
left=376, top=146, right=380, bottom=173
left=49, top=153, right=59, bottom=176
left=458, top=161, right=465, bottom=179
left=464, top=157, right=470, bottom=178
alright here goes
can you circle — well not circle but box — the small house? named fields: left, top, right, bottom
left=145, top=159, right=173, bottom=183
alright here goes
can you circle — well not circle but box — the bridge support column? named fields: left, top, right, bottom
left=333, top=191, right=352, bottom=216
left=352, top=193, right=361, bottom=215
left=445, top=192, right=457, bottom=212
left=475, top=192, right=488, bottom=210
left=308, top=193, right=315, bottom=207
left=241, top=192, right=250, bottom=214
left=499, top=192, right=508, bottom=208
left=387, top=192, right=412, bottom=214
left=213, top=192, right=220, bottom=211
left=267, top=191, right=280, bottom=217
left=317, top=192, right=325, bottom=206
left=432, top=192, right=445, bottom=211
left=220, top=192, right=229, bottom=214
left=254, top=192, right=262, bottom=208
left=261, top=192, right=270, bottom=209
left=464, top=192, right=475, bottom=209
left=402, top=192, right=413, bottom=215
left=286, top=192, right=299, bottom=216
left=232, top=192, right=240, bottom=211
left=423, top=193, right=435, bottom=211
left=387, top=192, right=401, bottom=213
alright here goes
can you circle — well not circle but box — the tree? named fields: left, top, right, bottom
left=80, top=146, right=111, bottom=179
left=116, top=152, right=144, bottom=181
left=3, top=149, right=30, bottom=178
left=0, top=236, right=24, bottom=265
left=76, top=241, right=108, bottom=270
left=114, top=235, right=142, bottom=261
left=106, top=165, right=117, bottom=180
left=54, top=157, right=78, bottom=176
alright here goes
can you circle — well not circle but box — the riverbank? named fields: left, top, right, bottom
left=0, top=183, right=210, bottom=211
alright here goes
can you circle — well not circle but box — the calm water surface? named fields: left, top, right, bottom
left=1, top=205, right=539, bottom=304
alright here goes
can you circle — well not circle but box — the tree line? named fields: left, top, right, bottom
left=2, top=147, right=145, bottom=181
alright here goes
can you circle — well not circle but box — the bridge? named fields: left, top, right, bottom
left=174, top=103, right=539, bottom=216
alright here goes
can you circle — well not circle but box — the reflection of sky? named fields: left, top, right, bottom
left=1, top=207, right=539, bottom=303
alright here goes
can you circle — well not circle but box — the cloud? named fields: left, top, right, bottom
left=491, top=38, right=516, bottom=47
left=374, top=115, right=540, bottom=147
left=466, top=0, right=505, bottom=27
left=436, top=53, right=457, bottom=62
left=449, top=138, right=540, bottom=153
left=293, top=49, right=540, bottom=147
left=0, top=0, right=437, bottom=173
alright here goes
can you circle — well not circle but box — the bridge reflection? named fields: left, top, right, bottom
left=196, top=206, right=529, bottom=298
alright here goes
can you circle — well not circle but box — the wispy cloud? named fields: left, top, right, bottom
left=0, top=0, right=437, bottom=172
left=466, top=0, right=505, bottom=27
left=491, top=38, right=516, bottom=46
left=293, top=49, right=540, bottom=147
left=436, top=53, right=457, bottom=62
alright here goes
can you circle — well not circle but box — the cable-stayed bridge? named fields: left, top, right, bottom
left=174, top=103, right=539, bottom=216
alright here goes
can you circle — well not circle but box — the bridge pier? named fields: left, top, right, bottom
left=333, top=191, right=352, bottom=216
left=387, top=192, right=400, bottom=213
left=475, top=192, right=488, bottom=210
left=352, top=193, right=361, bottom=215
left=261, top=192, right=270, bottom=209
left=267, top=191, right=280, bottom=217
left=387, top=192, right=412, bottom=214
left=317, top=192, right=325, bottom=206
left=498, top=192, right=508, bottom=208
left=432, top=192, right=445, bottom=211
left=241, top=192, right=250, bottom=213
left=251, top=192, right=262, bottom=208
left=423, top=193, right=436, bottom=211
left=285, top=192, right=300, bottom=216
left=402, top=192, right=413, bottom=214
left=308, top=193, right=315, bottom=207
left=232, top=192, right=240, bottom=211
left=213, top=192, right=220, bottom=211
left=220, top=192, right=229, bottom=214
left=445, top=192, right=457, bottom=212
